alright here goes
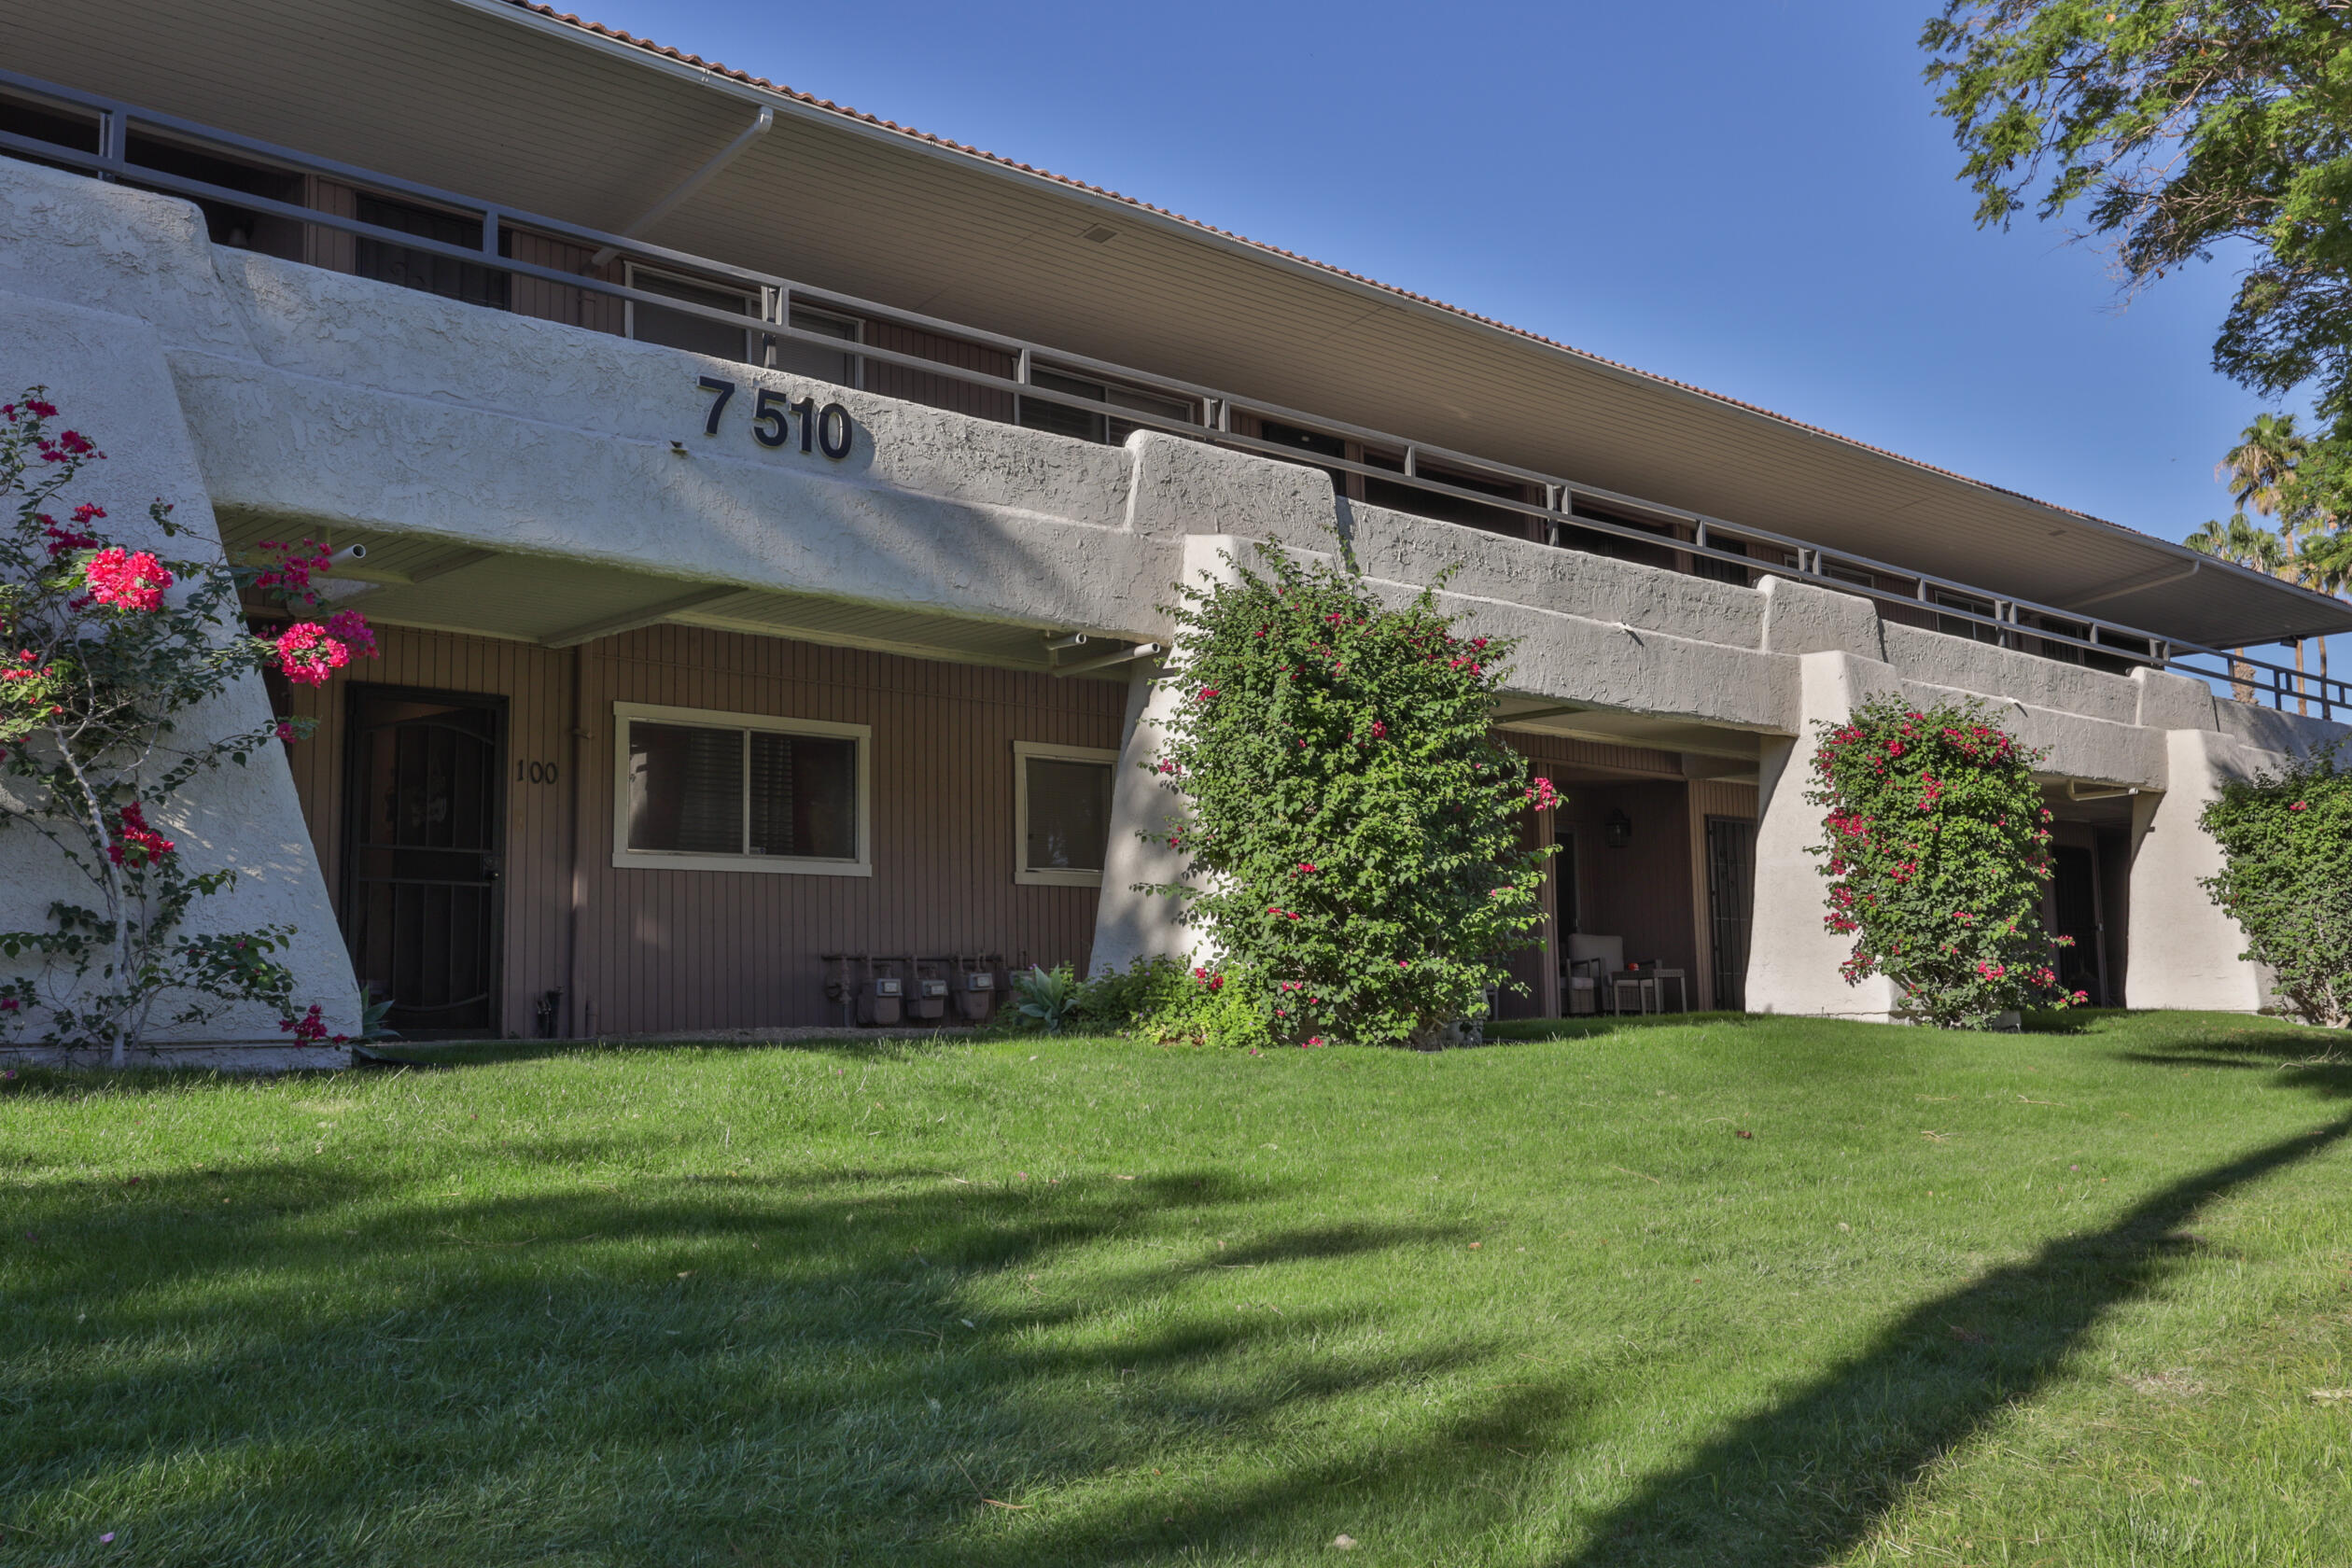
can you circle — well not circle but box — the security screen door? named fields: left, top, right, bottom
left=341, top=687, right=505, bottom=1038
left=1705, top=817, right=1757, bottom=1012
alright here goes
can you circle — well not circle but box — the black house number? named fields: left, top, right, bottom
left=697, top=376, right=855, bottom=459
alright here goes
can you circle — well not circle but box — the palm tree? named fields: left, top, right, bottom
left=2217, top=413, right=2314, bottom=526
left=2197, top=416, right=2352, bottom=712
left=2186, top=513, right=2289, bottom=702
left=2301, top=532, right=2352, bottom=717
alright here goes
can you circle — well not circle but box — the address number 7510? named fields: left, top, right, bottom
left=696, top=375, right=856, bottom=459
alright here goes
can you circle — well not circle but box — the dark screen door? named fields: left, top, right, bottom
left=2051, top=845, right=2103, bottom=1004
left=1705, top=817, right=1756, bottom=1012
left=343, top=687, right=504, bottom=1037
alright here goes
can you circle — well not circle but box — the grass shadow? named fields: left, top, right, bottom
left=1548, top=1107, right=2352, bottom=1566
left=0, top=1147, right=1552, bottom=1563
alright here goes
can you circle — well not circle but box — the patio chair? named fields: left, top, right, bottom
left=1564, top=934, right=1623, bottom=1015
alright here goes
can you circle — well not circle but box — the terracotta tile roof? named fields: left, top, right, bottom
left=510, top=0, right=2158, bottom=539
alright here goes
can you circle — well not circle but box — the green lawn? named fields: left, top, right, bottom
left=2, top=1012, right=2348, bottom=1567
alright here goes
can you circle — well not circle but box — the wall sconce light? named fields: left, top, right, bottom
left=1603, top=809, right=1633, bottom=849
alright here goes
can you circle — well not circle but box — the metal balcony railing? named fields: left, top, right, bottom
left=0, top=63, right=2343, bottom=721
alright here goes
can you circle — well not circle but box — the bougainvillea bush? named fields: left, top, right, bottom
left=1808, top=693, right=2081, bottom=1029
left=2199, top=744, right=2352, bottom=1028
left=1141, top=542, right=1553, bottom=1048
left=0, top=386, right=373, bottom=1064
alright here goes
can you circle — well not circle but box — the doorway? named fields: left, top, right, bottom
left=2051, top=844, right=2107, bottom=1004
left=341, top=686, right=506, bottom=1037
left=1704, top=817, right=1756, bottom=1011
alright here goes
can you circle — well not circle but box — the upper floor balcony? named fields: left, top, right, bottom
left=3, top=39, right=2348, bottom=721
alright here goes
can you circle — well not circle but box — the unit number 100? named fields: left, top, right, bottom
left=696, top=375, right=855, bottom=459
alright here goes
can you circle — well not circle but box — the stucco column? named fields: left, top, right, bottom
left=0, top=291, right=360, bottom=1057
left=2123, top=728, right=2277, bottom=1013
left=1743, top=650, right=1901, bottom=1020
left=1087, top=535, right=1246, bottom=976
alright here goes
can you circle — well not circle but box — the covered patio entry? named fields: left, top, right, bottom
left=1494, top=721, right=1762, bottom=1020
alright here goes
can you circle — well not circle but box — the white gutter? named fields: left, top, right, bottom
left=587, top=104, right=774, bottom=268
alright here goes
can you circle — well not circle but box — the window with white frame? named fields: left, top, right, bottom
left=775, top=305, right=861, bottom=387
left=1934, top=589, right=2003, bottom=645
left=1017, top=367, right=1196, bottom=446
left=1015, top=741, right=1118, bottom=886
left=627, top=266, right=757, bottom=363
left=613, top=702, right=869, bottom=875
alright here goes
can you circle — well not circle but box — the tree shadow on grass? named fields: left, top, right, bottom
left=1549, top=1103, right=2352, bottom=1566
left=0, top=1148, right=1542, bottom=1564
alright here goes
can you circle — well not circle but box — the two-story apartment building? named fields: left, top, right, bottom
left=2, top=0, right=2346, bottom=1057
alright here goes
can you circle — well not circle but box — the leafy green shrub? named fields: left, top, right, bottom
left=2200, top=743, right=2352, bottom=1027
left=1808, top=693, right=2081, bottom=1029
left=1141, top=541, right=1553, bottom=1047
left=1071, top=955, right=1189, bottom=1031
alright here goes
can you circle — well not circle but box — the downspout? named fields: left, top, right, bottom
left=587, top=105, right=774, bottom=269
left=566, top=641, right=587, bottom=1039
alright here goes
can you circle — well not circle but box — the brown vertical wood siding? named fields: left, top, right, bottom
left=862, top=320, right=1016, bottom=423
left=302, top=176, right=357, bottom=273
left=504, top=227, right=625, bottom=336
left=278, top=623, right=1125, bottom=1037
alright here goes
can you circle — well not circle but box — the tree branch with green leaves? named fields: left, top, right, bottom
left=1924, top=2, right=2352, bottom=519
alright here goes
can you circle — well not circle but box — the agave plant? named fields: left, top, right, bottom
left=1009, top=963, right=1085, bottom=1034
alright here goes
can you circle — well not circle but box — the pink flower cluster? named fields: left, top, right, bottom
left=1524, top=776, right=1559, bottom=810
left=254, top=538, right=334, bottom=602
left=270, top=612, right=376, bottom=687
left=1190, top=966, right=1225, bottom=991
left=106, top=802, right=175, bottom=868
left=273, top=623, right=351, bottom=686
left=281, top=1003, right=328, bottom=1043
left=40, top=502, right=105, bottom=556
left=323, top=609, right=377, bottom=660
left=83, top=548, right=172, bottom=612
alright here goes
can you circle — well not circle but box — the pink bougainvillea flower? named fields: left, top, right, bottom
left=279, top=1003, right=329, bottom=1043
left=105, top=802, right=175, bottom=868
left=1197, top=686, right=1219, bottom=700
left=322, top=609, right=378, bottom=660
left=83, top=548, right=172, bottom=611
left=273, top=622, right=352, bottom=687
left=254, top=538, right=334, bottom=601
left=2289, top=800, right=2308, bottom=811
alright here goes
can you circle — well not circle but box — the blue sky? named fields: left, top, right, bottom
left=586, top=0, right=2314, bottom=649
